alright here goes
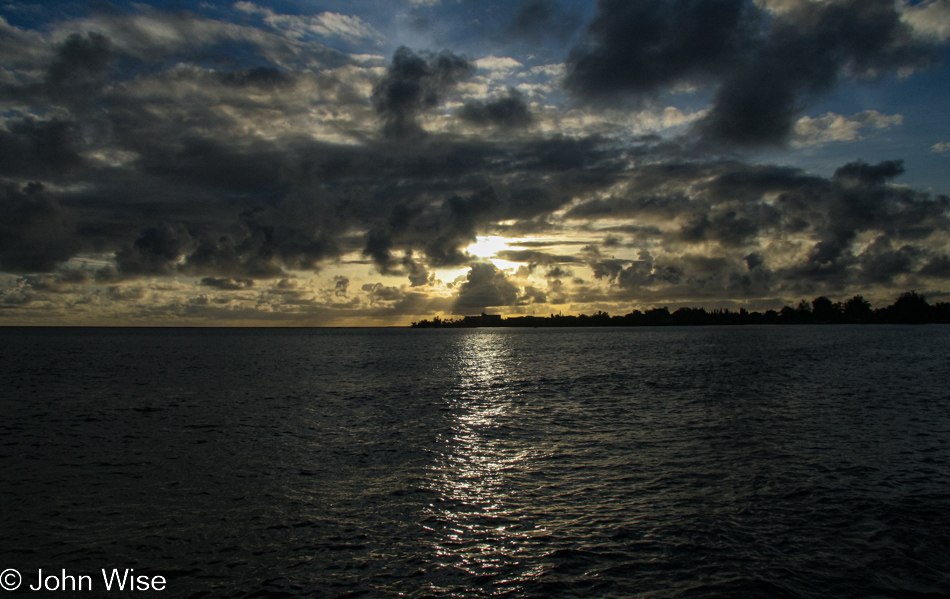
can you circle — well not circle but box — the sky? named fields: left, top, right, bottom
left=1, top=0, right=950, bottom=326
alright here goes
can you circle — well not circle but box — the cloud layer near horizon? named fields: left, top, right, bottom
left=1, top=0, right=949, bottom=324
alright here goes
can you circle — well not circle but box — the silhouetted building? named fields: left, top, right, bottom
left=461, top=313, right=503, bottom=327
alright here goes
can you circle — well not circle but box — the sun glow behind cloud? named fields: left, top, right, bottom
left=465, top=236, right=525, bottom=270
left=466, top=236, right=509, bottom=259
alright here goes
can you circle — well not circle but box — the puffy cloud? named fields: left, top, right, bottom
left=372, top=46, right=475, bottom=138
left=793, top=110, right=903, bottom=146
left=453, top=262, right=520, bottom=313
left=900, top=0, right=950, bottom=41
left=473, top=56, right=524, bottom=75
left=114, top=223, right=194, bottom=277
left=332, top=275, right=349, bottom=297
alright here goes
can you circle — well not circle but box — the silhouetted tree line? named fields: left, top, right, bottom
left=411, top=291, right=950, bottom=328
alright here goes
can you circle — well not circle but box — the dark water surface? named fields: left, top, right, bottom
left=2, top=326, right=949, bottom=598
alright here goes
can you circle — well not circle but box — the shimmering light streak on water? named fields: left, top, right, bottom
left=2, top=326, right=950, bottom=598
left=424, top=333, right=549, bottom=596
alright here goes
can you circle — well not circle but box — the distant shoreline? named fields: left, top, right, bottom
left=412, top=291, right=950, bottom=328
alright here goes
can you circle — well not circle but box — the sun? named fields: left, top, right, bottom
left=465, top=236, right=508, bottom=258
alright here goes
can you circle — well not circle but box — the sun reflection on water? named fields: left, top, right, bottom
left=422, top=332, right=547, bottom=596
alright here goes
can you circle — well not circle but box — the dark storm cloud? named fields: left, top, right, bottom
left=362, top=188, right=494, bottom=272
left=332, top=275, right=349, bottom=297
left=698, top=0, right=938, bottom=146
left=695, top=162, right=827, bottom=204
left=560, top=157, right=950, bottom=299
left=171, top=232, right=288, bottom=280
left=518, top=285, right=548, bottom=304
left=745, top=252, right=764, bottom=271
left=566, top=159, right=948, bottom=267
left=0, top=124, right=622, bottom=278
left=856, top=237, right=922, bottom=284
left=567, top=0, right=941, bottom=146
left=424, top=188, right=501, bottom=266
left=795, top=160, right=950, bottom=272
left=581, top=245, right=627, bottom=283
left=920, top=255, right=950, bottom=278
left=453, top=262, right=519, bottom=313
left=0, top=181, right=80, bottom=273
left=0, top=118, right=84, bottom=179
left=457, top=88, right=534, bottom=129
left=677, top=208, right=776, bottom=247
left=615, top=250, right=701, bottom=291
left=402, top=252, right=430, bottom=287
left=22, top=269, right=91, bottom=294
left=0, top=31, right=116, bottom=109
left=138, top=137, right=285, bottom=193
left=372, top=46, right=476, bottom=139
left=565, top=0, right=757, bottom=99
left=362, top=282, right=404, bottom=304
left=113, top=223, right=194, bottom=277
left=46, top=32, right=114, bottom=89
left=833, top=158, right=905, bottom=185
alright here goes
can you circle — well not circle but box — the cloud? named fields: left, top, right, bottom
left=932, top=141, right=950, bottom=153
left=453, top=262, right=519, bottom=313
left=566, top=0, right=757, bottom=99
left=457, top=88, right=534, bottom=128
left=0, top=118, right=84, bottom=178
left=332, top=275, right=349, bottom=297
left=114, top=223, right=194, bottom=277
left=49, top=8, right=348, bottom=69
left=856, top=236, right=923, bottom=284
left=920, top=254, right=950, bottom=277
left=556, top=156, right=950, bottom=303
left=0, top=181, right=80, bottom=273
left=372, top=46, right=476, bottom=138
left=793, top=110, right=903, bottom=146
left=566, top=0, right=940, bottom=147
left=45, top=31, right=115, bottom=98
left=1, top=2, right=948, bottom=324
left=200, top=277, right=255, bottom=290
left=234, top=2, right=383, bottom=43
left=473, top=55, right=524, bottom=75
left=697, top=0, right=938, bottom=146
left=901, top=0, right=950, bottom=42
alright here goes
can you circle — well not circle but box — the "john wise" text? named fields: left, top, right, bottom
left=27, top=568, right=166, bottom=592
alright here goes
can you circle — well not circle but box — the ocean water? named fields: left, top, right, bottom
left=1, top=325, right=949, bottom=598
